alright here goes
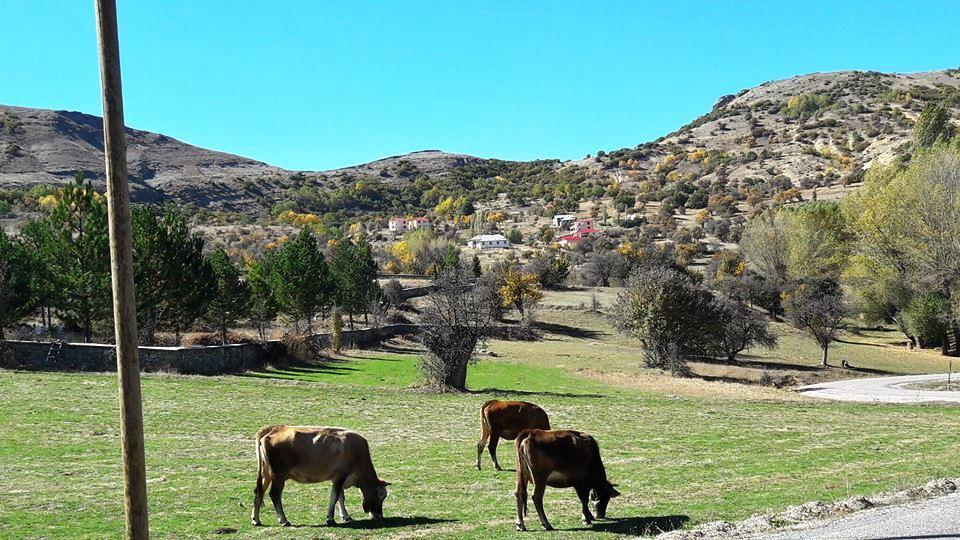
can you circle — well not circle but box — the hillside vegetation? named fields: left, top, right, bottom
left=3, top=69, right=960, bottom=229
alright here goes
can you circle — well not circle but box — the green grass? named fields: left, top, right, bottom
left=3, top=346, right=960, bottom=539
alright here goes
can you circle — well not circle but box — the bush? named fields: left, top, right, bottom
left=901, top=293, right=948, bottom=349
left=612, top=264, right=722, bottom=375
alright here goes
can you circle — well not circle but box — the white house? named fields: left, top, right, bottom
left=467, top=234, right=511, bottom=250
left=552, top=214, right=576, bottom=229
left=407, top=217, right=432, bottom=230
left=388, top=217, right=408, bottom=233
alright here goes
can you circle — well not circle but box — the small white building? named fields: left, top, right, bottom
left=552, top=214, right=576, bottom=229
left=408, top=217, right=432, bottom=231
left=467, top=234, right=511, bottom=250
left=388, top=217, right=408, bottom=233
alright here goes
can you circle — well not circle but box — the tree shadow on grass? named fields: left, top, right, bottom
left=293, top=516, right=456, bottom=530
left=580, top=515, right=689, bottom=536
left=241, top=363, right=360, bottom=380
left=535, top=321, right=604, bottom=340
left=376, top=342, right=424, bottom=355
left=469, top=387, right=606, bottom=399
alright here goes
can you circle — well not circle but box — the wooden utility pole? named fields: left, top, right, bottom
left=94, top=1, right=149, bottom=537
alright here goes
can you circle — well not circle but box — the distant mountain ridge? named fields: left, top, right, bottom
left=2, top=68, right=959, bottom=214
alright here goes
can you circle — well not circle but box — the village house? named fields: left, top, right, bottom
left=388, top=217, right=408, bottom=233
left=407, top=217, right=432, bottom=231
left=467, top=233, right=511, bottom=250
left=388, top=216, right=432, bottom=233
left=552, top=214, right=576, bottom=229
left=557, top=226, right=600, bottom=246
left=572, top=217, right=596, bottom=232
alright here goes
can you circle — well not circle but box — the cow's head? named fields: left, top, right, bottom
left=361, top=479, right=390, bottom=519
left=591, top=481, right=620, bottom=519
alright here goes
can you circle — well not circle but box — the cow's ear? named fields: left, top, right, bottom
left=380, top=480, right=392, bottom=487
left=610, top=485, right=621, bottom=498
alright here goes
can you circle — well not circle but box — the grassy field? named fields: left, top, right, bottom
left=3, top=320, right=960, bottom=539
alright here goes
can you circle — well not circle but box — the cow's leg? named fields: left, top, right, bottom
left=515, top=474, right=528, bottom=531
left=252, top=471, right=272, bottom=526
left=326, top=478, right=345, bottom=526
left=476, top=424, right=491, bottom=470
left=269, top=478, right=290, bottom=527
left=338, top=489, right=352, bottom=522
left=489, top=430, right=503, bottom=471
left=575, top=485, right=594, bottom=526
left=532, top=480, right=553, bottom=531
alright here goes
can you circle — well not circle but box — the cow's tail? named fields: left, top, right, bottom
left=515, top=430, right=535, bottom=481
left=587, top=435, right=608, bottom=491
left=255, top=426, right=275, bottom=481
left=515, top=430, right=535, bottom=515
left=480, top=400, right=496, bottom=436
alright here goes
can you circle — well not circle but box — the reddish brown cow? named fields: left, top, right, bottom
left=514, top=429, right=620, bottom=531
left=476, top=400, right=551, bottom=470
left=252, top=425, right=390, bottom=527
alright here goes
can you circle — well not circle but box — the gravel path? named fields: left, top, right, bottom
left=740, top=491, right=960, bottom=539
left=796, top=373, right=960, bottom=403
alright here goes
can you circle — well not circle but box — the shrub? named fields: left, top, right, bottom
left=612, top=264, right=722, bottom=375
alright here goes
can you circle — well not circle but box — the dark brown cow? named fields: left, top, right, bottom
left=514, top=429, right=620, bottom=531
left=476, top=400, right=551, bottom=470
left=252, top=425, right=390, bottom=527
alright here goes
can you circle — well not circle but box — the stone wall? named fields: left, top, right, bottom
left=310, top=324, right=419, bottom=349
left=0, top=340, right=274, bottom=375
left=0, top=325, right=418, bottom=375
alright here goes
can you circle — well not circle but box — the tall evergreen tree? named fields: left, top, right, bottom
left=132, top=204, right=217, bottom=344
left=330, top=237, right=378, bottom=329
left=28, top=174, right=112, bottom=342
left=272, top=229, right=331, bottom=332
left=247, top=252, right=279, bottom=344
left=205, top=249, right=252, bottom=345
left=0, top=230, right=36, bottom=340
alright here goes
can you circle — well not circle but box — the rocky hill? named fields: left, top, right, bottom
left=585, top=70, right=960, bottom=194
left=0, top=105, right=284, bottom=207
left=2, top=69, right=959, bottom=218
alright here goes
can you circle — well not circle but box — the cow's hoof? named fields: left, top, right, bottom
left=544, top=525, right=555, bottom=531
left=475, top=464, right=481, bottom=471
left=582, top=519, right=592, bottom=526
left=326, top=519, right=336, bottom=526
left=495, top=466, right=503, bottom=471
left=251, top=519, right=262, bottom=527
left=279, top=521, right=292, bottom=527
left=516, top=523, right=527, bottom=532
left=342, top=516, right=354, bottom=523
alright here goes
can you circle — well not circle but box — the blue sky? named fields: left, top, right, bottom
left=3, top=1, right=958, bottom=171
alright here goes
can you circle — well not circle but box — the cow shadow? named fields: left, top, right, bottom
left=295, top=516, right=455, bottom=530
left=582, top=515, right=689, bottom=535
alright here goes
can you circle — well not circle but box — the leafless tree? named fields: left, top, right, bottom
left=419, top=273, right=496, bottom=390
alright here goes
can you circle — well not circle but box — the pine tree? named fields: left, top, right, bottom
left=0, top=230, right=36, bottom=340
left=272, top=229, right=331, bottom=332
left=132, top=204, right=217, bottom=344
left=33, top=174, right=112, bottom=342
left=330, top=237, right=378, bottom=329
left=247, top=252, right=279, bottom=344
left=205, top=249, right=252, bottom=345
left=472, top=255, right=482, bottom=277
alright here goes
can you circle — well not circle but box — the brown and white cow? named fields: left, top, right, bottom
left=252, top=425, right=390, bottom=527
left=476, top=400, right=551, bottom=470
left=514, top=429, right=620, bottom=531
